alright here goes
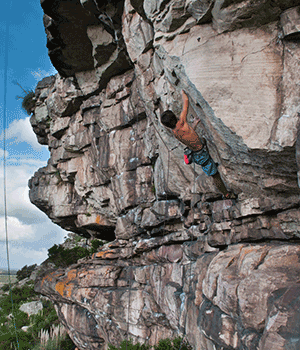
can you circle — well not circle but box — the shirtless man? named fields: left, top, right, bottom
left=161, top=90, right=235, bottom=199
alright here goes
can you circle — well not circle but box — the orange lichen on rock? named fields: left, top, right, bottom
left=41, top=270, right=65, bottom=290
left=41, top=270, right=57, bottom=284
left=55, top=269, right=77, bottom=298
left=93, top=250, right=118, bottom=259
left=96, top=215, right=106, bottom=226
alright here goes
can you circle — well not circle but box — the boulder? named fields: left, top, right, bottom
left=19, top=301, right=43, bottom=317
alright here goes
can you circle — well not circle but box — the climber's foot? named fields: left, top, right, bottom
left=223, top=192, right=237, bottom=200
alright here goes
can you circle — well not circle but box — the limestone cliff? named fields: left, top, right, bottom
left=30, top=0, right=300, bottom=349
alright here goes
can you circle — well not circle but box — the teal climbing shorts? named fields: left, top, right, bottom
left=191, top=147, right=218, bottom=176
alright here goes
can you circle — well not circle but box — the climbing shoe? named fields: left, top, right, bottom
left=223, top=192, right=237, bottom=200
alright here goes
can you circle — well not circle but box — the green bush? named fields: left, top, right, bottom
left=90, top=239, right=104, bottom=254
left=0, top=279, right=75, bottom=350
left=31, top=334, right=74, bottom=350
left=16, top=264, right=37, bottom=281
left=154, top=337, right=193, bottom=350
left=1, top=283, right=10, bottom=292
left=73, top=234, right=84, bottom=244
left=57, top=334, right=75, bottom=350
left=109, top=339, right=151, bottom=350
left=30, top=309, right=59, bottom=336
left=108, top=337, right=193, bottom=350
left=0, top=328, right=35, bottom=350
left=47, top=239, right=105, bottom=268
left=47, top=244, right=91, bottom=268
left=0, top=283, right=35, bottom=315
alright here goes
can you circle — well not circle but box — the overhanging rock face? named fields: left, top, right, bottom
left=31, top=0, right=300, bottom=349
left=41, top=0, right=132, bottom=78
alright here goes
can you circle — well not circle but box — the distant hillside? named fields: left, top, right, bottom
left=0, top=269, right=17, bottom=275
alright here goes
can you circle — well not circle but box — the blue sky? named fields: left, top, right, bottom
left=0, top=0, right=68, bottom=270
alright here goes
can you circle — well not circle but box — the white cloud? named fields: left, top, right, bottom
left=30, top=67, right=57, bottom=82
left=0, top=222, right=67, bottom=269
left=0, top=243, right=49, bottom=270
left=0, top=160, right=68, bottom=269
left=0, top=163, right=45, bottom=222
left=0, top=216, right=68, bottom=269
left=1, top=117, right=42, bottom=151
left=7, top=158, right=47, bottom=167
left=0, top=148, right=9, bottom=158
left=0, top=216, right=34, bottom=241
left=11, top=246, right=48, bottom=262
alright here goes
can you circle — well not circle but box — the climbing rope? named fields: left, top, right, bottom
left=2, top=1, right=20, bottom=348
left=147, top=109, right=197, bottom=348
left=125, top=101, right=143, bottom=349
left=148, top=103, right=199, bottom=349
left=178, top=161, right=197, bottom=350
left=154, top=147, right=171, bottom=347
left=125, top=263, right=132, bottom=349
left=124, top=86, right=199, bottom=347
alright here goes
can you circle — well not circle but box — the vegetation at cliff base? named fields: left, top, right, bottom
left=0, top=276, right=73, bottom=350
left=0, top=235, right=104, bottom=349
left=108, top=337, right=193, bottom=350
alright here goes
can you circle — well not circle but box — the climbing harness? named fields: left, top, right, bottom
left=2, top=1, right=20, bottom=348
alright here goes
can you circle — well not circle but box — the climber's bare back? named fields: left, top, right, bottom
left=173, top=121, right=203, bottom=152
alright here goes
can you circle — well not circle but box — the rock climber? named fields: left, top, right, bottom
left=160, top=90, right=235, bottom=199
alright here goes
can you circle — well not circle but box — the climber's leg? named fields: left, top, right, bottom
left=212, top=172, right=228, bottom=196
left=191, top=146, right=218, bottom=177
left=191, top=147, right=236, bottom=199
left=212, top=172, right=236, bottom=199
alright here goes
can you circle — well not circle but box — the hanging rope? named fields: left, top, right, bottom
left=178, top=161, right=197, bottom=350
left=125, top=265, right=132, bottom=349
left=125, top=87, right=199, bottom=348
left=125, top=99, right=143, bottom=349
left=2, top=1, right=20, bottom=348
left=147, top=102, right=199, bottom=349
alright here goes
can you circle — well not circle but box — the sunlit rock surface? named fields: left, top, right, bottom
left=30, top=0, right=300, bottom=349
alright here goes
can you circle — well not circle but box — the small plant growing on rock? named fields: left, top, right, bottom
left=47, top=237, right=105, bottom=268
left=14, top=81, right=36, bottom=114
left=90, top=239, right=104, bottom=254
left=47, top=244, right=91, bottom=268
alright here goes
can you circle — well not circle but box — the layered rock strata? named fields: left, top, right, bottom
left=30, top=0, right=300, bottom=349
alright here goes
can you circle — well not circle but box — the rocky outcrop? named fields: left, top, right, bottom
left=19, top=301, right=43, bottom=317
left=30, top=0, right=300, bottom=349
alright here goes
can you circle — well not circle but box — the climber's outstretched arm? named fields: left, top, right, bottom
left=178, top=90, right=189, bottom=126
